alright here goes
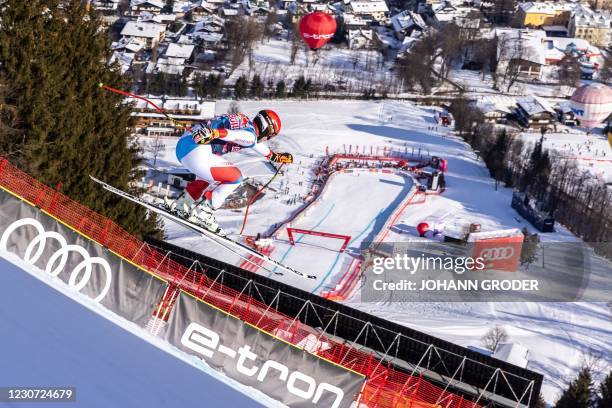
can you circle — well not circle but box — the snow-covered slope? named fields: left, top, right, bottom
left=0, top=251, right=283, bottom=408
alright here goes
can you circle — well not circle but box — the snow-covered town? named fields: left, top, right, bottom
left=0, top=1, right=611, bottom=408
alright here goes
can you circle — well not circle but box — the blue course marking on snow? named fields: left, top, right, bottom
left=311, top=210, right=383, bottom=294
left=267, top=203, right=336, bottom=278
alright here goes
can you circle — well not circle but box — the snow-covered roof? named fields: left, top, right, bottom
left=131, top=0, right=164, bottom=8
left=165, top=43, right=195, bottom=59
left=173, top=1, right=193, bottom=14
left=519, top=1, right=576, bottom=14
left=121, top=21, right=166, bottom=39
left=516, top=96, right=555, bottom=116
left=193, top=31, right=224, bottom=42
left=475, top=95, right=516, bottom=115
left=138, top=11, right=176, bottom=23
left=109, top=51, right=134, bottom=74
left=348, top=28, right=373, bottom=41
left=391, top=10, right=426, bottom=33
left=154, top=58, right=187, bottom=74
left=572, top=8, right=612, bottom=29
left=111, top=37, right=146, bottom=53
left=221, top=8, right=240, bottom=15
left=343, top=13, right=369, bottom=26
left=193, top=15, right=225, bottom=31
left=497, top=29, right=546, bottom=65
left=349, top=1, right=389, bottom=14
left=130, top=97, right=216, bottom=120
left=177, top=34, right=196, bottom=44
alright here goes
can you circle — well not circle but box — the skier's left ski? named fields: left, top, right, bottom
left=90, top=176, right=316, bottom=279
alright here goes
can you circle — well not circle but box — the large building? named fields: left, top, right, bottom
left=517, top=2, right=575, bottom=28
left=347, top=0, right=389, bottom=23
left=129, top=97, right=216, bottom=137
left=120, top=21, right=166, bottom=49
left=569, top=8, right=612, bottom=48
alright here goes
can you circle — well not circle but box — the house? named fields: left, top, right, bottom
left=130, top=0, right=164, bottom=16
left=348, top=28, right=374, bottom=49
left=568, top=7, right=612, bottom=48
left=475, top=96, right=515, bottom=124
left=516, top=2, right=575, bottom=28
left=146, top=59, right=185, bottom=75
left=130, top=97, right=216, bottom=136
left=556, top=101, right=578, bottom=126
left=190, top=1, right=217, bottom=18
left=165, top=43, right=195, bottom=62
left=121, top=21, right=166, bottom=48
left=514, top=96, right=556, bottom=129
left=347, top=1, right=389, bottom=23
left=91, top=0, right=120, bottom=11
left=496, top=30, right=545, bottom=80
left=173, top=1, right=194, bottom=18
left=138, top=11, right=177, bottom=24
left=391, top=10, right=426, bottom=40
left=429, top=0, right=479, bottom=27
left=193, top=15, right=226, bottom=33
left=109, top=51, right=135, bottom=74
left=244, top=0, right=270, bottom=16
left=343, top=13, right=370, bottom=29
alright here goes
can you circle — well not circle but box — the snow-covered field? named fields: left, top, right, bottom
left=520, top=128, right=612, bottom=183
left=227, top=39, right=397, bottom=94
left=141, top=99, right=611, bottom=404
left=0, top=251, right=281, bottom=408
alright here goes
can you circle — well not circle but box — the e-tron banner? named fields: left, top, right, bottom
left=165, top=291, right=365, bottom=408
left=0, top=189, right=167, bottom=327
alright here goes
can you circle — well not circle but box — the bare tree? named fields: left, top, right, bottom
left=225, top=17, right=264, bottom=69
left=146, top=134, right=165, bottom=167
left=495, top=32, right=525, bottom=92
left=227, top=101, right=240, bottom=114
left=289, top=22, right=302, bottom=65
left=600, top=50, right=612, bottom=84
left=481, top=326, right=508, bottom=351
left=118, top=0, right=130, bottom=15
left=558, top=56, right=582, bottom=93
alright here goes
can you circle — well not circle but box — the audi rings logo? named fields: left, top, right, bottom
left=0, top=218, right=112, bottom=302
left=479, top=247, right=515, bottom=261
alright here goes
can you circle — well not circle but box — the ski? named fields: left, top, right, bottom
left=90, top=175, right=316, bottom=280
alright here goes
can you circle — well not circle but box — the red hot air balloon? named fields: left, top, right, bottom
left=417, top=222, right=429, bottom=237
left=299, top=12, right=337, bottom=50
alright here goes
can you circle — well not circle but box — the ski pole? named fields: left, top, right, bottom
left=97, top=83, right=186, bottom=129
left=239, top=163, right=284, bottom=236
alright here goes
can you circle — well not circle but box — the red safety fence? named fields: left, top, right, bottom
left=0, top=158, right=480, bottom=408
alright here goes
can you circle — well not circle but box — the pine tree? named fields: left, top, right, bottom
left=0, top=0, right=161, bottom=238
left=234, top=75, right=248, bottom=99
left=596, top=370, right=612, bottom=408
left=275, top=80, right=286, bottom=98
left=555, top=367, right=595, bottom=408
left=534, top=394, right=546, bottom=408
left=293, top=76, right=308, bottom=98
left=250, top=74, right=264, bottom=98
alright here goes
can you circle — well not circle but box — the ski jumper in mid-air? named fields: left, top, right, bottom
left=165, top=110, right=293, bottom=233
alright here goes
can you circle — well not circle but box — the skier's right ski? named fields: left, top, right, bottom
left=90, top=176, right=316, bottom=279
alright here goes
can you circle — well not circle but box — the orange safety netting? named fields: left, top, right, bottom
left=0, top=158, right=479, bottom=408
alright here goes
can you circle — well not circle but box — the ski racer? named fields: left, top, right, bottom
left=165, top=110, right=293, bottom=233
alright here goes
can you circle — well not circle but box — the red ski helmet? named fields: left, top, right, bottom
left=254, top=109, right=281, bottom=140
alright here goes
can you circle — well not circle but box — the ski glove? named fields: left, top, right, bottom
left=269, top=152, right=293, bottom=164
left=192, top=127, right=225, bottom=144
